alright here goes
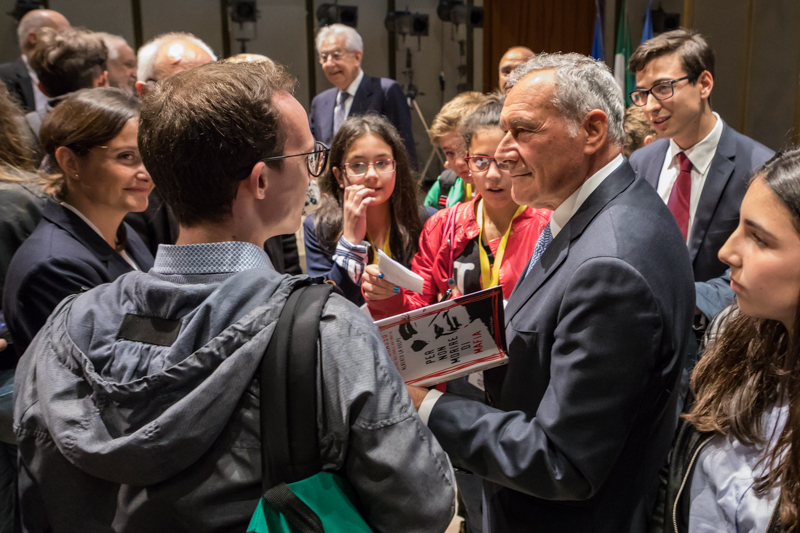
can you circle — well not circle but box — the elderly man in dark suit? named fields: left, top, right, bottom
left=406, top=53, right=696, bottom=533
left=0, top=9, right=70, bottom=113
left=628, top=29, right=773, bottom=321
left=309, top=24, right=417, bottom=168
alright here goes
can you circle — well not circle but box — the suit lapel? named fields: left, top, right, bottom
left=505, top=162, right=637, bottom=324
left=350, top=72, right=374, bottom=116
left=319, top=90, right=336, bottom=144
left=643, top=140, right=669, bottom=189
left=14, top=58, right=34, bottom=111
left=687, top=122, right=735, bottom=264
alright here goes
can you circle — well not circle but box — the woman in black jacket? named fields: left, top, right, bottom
left=654, top=148, right=800, bottom=533
left=3, top=88, right=154, bottom=358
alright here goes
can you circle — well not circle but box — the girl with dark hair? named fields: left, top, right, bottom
left=363, top=94, right=550, bottom=320
left=659, top=147, right=800, bottom=532
left=3, top=88, right=154, bottom=357
left=304, top=114, right=433, bottom=305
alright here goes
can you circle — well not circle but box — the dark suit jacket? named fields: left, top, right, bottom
left=3, top=201, right=154, bottom=357
left=629, top=121, right=773, bottom=282
left=0, top=57, right=35, bottom=112
left=427, top=161, right=696, bottom=533
left=309, top=72, right=418, bottom=168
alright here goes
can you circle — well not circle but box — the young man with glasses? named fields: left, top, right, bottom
left=628, top=29, right=773, bottom=324
left=308, top=23, right=418, bottom=168
left=12, top=60, right=455, bottom=533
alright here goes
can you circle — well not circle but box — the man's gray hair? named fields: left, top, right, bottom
left=96, top=32, right=127, bottom=62
left=507, top=52, right=625, bottom=146
left=16, top=10, right=63, bottom=51
left=137, top=31, right=217, bottom=82
left=315, top=24, right=363, bottom=54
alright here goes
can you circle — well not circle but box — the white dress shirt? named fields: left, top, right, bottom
left=60, top=202, right=140, bottom=271
left=334, top=68, right=364, bottom=123
left=21, top=54, right=48, bottom=112
left=418, top=154, right=626, bottom=424
left=656, top=112, right=723, bottom=244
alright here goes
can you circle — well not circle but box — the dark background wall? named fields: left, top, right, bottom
left=1, top=0, right=798, bottom=159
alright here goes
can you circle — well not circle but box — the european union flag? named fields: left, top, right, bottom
left=642, top=0, right=654, bottom=43
left=591, top=0, right=604, bottom=62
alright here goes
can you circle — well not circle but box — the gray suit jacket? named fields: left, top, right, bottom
left=629, top=120, right=773, bottom=283
left=427, top=160, right=696, bottom=533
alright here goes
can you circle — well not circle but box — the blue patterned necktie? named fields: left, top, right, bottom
left=525, top=223, right=553, bottom=278
left=333, top=91, right=350, bottom=135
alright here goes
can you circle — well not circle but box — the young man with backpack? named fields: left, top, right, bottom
left=13, top=59, right=455, bottom=533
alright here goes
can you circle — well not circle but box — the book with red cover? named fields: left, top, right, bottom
left=374, top=286, right=508, bottom=387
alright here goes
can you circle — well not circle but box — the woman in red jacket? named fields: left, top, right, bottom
left=363, top=93, right=550, bottom=320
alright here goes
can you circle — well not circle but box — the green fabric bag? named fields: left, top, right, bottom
left=247, top=472, right=372, bottom=533
left=247, top=282, right=374, bottom=533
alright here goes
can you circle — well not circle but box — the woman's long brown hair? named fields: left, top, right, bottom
left=314, top=114, right=423, bottom=266
left=0, top=84, right=35, bottom=174
left=686, top=148, right=800, bottom=529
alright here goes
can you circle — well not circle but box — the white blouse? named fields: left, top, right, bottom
left=688, top=400, right=787, bottom=532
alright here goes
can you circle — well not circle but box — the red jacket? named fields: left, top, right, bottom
left=367, top=196, right=551, bottom=320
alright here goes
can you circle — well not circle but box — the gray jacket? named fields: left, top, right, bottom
left=14, top=267, right=455, bottom=533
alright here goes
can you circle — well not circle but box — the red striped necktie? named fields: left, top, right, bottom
left=668, top=152, right=693, bottom=240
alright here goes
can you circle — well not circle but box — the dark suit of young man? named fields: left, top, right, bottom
left=628, top=29, right=774, bottom=321
left=630, top=121, right=773, bottom=283
left=408, top=55, right=695, bottom=533
left=308, top=72, right=417, bottom=168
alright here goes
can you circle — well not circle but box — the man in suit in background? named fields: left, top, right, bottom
left=0, top=9, right=70, bottom=113
left=309, top=23, right=417, bottom=168
left=628, top=29, right=773, bottom=322
left=97, top=33, right=137, bottom=96
left=406, top=53, right=695, bottom=532
left=498, top=46, right=533, bottom=94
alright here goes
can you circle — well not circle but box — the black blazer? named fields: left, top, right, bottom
left=308, top=72, right=418, bottom=168
left=0, top=57, right=35, bottom=112
left=3, top=200, right=154, bottom=357
left=629, top=120, right=774, bottom=282
left=427, top=161, right=696, bottom=533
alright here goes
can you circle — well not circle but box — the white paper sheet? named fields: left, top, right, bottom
left=377, top=249, right=424, bottom=294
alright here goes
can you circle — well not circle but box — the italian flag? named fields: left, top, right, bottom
left=614, top=0, right=635, bottom=106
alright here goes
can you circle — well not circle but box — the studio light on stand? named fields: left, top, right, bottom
left=229, top=0, right=258, bottom=53
left=386, top=8, right=442, bottom=180
left=316, top=4, right=358, bottom=28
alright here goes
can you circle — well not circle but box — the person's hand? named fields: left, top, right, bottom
left=342, top=185, right=377, bottom=245
left=406, top=384, right=429, bottom=410
left=0, top=339, right=6, bottom=352
left=362, top=264, right=400, bottom=301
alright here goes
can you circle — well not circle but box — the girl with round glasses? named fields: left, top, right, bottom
left=363, top=93, right=550, bottom=320
left=304, top=114, right=433, bottom=306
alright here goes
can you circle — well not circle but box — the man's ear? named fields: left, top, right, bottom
left=54, top=146, right=79, bottom=179
left=643, top=134, right=657, bottom=146
left=135, top=81, right=147, bottom=97
left=242, top=162, right=269, bottom=200
left=94, top=70, right=109, bottom=88
left=332, top=166, right=345, bottom=189
left=698, top=70, right=713, bottom=101
left=582, top=109, right=609, bottom=155
left=353, top=50, right=363, bottom=66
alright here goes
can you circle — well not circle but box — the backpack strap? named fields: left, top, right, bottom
left=260, top=282, right=335, bottom=486
left=437, top=169, right=458, bottom=208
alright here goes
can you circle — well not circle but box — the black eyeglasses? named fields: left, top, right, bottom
left=261, top=141, right=329, bottom=177
left=630, top=75, right=695, bottom=107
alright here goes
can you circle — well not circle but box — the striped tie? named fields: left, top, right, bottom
left=525, top=223, right=553, bottom=278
